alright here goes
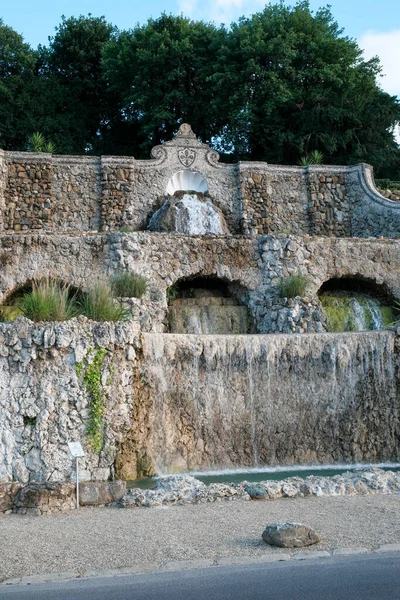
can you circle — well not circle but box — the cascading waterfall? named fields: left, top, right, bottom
left=148, top=192, right=229, bottom=235
left=135, top=331, right=399, bottom=474
left=319, top=291, right=394, bottom=332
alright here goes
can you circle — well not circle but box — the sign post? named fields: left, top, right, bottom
left=68, top=442, right=85, bottom=509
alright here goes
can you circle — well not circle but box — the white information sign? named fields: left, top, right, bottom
left=68, top=441, right=85, bottom=458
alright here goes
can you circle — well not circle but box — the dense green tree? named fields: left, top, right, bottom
left=0, top=4, right=398, bottom=177
left=0, top=20, right=37, bottom=149
left=212, top=1, right=400, bottom=173
left=38, top=14, right=118, bottom=154
left=102, top=14, right=228, bottom=156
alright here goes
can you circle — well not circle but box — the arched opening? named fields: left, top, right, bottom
left=166, top=170, right=208, bottom=195
left=0, top=279, right=84, bottom=322
left=167, top=275, right=251, bottom=334
left=318, top=276, right=396, bottom=332
left=148, top=170, right=228, bottom=235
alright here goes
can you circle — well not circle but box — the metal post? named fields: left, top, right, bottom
left=76, top=456, right=79, bottom=509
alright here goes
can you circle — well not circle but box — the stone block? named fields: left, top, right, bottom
left=13, top=482, right=75, bottom=511
left=0, top=483, right=23, bottom=513
left=79, top=480, right=126, bottom=506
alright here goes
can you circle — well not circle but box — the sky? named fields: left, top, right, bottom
left=1, top=0, right=399, bottom=97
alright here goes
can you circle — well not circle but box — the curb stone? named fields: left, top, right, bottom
left=216, top=554, right=290, bottom=566
left=374, top=543, right=400, bottom=553
left=332, top=547, right=369, bottom=555
left=2, top=544, right=400, bottom=586
left=3, top=572, right=77, bottom=586
left=83, top=563, right=159, bottom=578
left=161, top=559, right=214, bottom=571
left=292, top=551, right=331, bottom=560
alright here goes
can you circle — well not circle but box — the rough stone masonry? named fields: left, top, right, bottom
left=0, top=124, right=399, bottom=486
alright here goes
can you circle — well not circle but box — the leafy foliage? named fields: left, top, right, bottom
left=19, top=279, right=77, bottom=321
left=299, top=150, right=324, bottom=165
left=111, top=272, right=148, bottom=299
left=0, top=20, right=37, bottom=150
left=102, top=14, right=228, bottom=156
left=79, top=282, right=129, bottom=322
left=0, top=4, right=399, bottom=177
left=28, top=132, right=56, bottom=153
left=76, top=348, right=108, bottom=452
left=278, top=273, right=308, bottom=298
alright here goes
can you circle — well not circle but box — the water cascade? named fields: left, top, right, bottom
left=148, top=192, right=229, bottom=235
left=319, top=291, right=394, bottom=332
left=130, top=331, right=400, bottom=476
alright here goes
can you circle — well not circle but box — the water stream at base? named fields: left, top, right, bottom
left=127, top=463, right=400, bottom=489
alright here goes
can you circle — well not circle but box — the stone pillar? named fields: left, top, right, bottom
left=0, top=150, right=7, bottom=232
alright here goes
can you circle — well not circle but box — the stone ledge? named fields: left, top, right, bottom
left=0, top=480, right=126, bottom=515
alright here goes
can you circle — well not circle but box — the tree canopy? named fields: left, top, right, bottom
left=0, top=2, right=399, bottom=177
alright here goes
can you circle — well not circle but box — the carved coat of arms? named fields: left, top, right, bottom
left=178, top=148, right=196, bottom=167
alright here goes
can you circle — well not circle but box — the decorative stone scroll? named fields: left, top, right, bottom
left=149, top=123, right=221, bottom=168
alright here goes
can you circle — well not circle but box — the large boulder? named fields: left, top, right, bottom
left=262, top=522, right=321, bottom=548
left=244, top=485, right=267, bottom=500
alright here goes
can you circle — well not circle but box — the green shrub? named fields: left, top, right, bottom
left=298, top=150, right=324, bottom=166
left=111, top=272, right=147, bottom=298
left=119, top=226, right=134, bottom=233
left=19, top=279, right=77, bottom=321
left=375, top=179, right=400, bottom=191
left=28, top=132, right=56, bottom=153
left=79, top=282, right=129, bottom=322
left=278, top=274, right=308, bottom=298
left=166, top=284, right=180, bottom=303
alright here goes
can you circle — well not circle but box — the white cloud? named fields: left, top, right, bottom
left=178, top=0, right=266, bottom=24
left=359, top=29, right=400, bottom=97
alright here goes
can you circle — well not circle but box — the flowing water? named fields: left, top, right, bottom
left=134, top=331, right=400, bottom=475
left=127, top=463, right=400, bottom=489
left=320, top=291, right=394, bottom=332
left=148, top=192, right=227, bottom=235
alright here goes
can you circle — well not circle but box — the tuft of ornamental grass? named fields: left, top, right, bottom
left=111, top=272, right=148, bottom=299
left=19, top=279, right=77, bottom=321
left=278, top=273, right=308, bottom=299
left=79, top=282, right=129, bottom=322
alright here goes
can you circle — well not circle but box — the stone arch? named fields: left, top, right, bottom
left=167, top=274, right=252, bottom=334
left=318, top=276, right=395, bottom=304
left=0, top=278, right=84, bottom=322
left=317, top=275, right=396, bottom=332
left=166, top=170, right=208, bottom=195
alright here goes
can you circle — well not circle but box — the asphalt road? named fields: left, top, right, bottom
left=1, top=552, right=400, bottom=600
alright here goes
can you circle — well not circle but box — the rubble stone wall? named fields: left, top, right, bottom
left=0, top=321, right=398, bottom=484
left=0, top=233, right=399, bottom=334
left=1, top=149, right=399, bottom=237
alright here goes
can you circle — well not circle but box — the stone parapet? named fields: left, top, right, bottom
left=2, top=144, right=398, bottom=238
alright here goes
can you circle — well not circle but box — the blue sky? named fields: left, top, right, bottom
left=1, top=0, right=399, bottom=96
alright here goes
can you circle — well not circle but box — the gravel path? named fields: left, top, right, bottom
left=0, top=494, right=399, bottom=582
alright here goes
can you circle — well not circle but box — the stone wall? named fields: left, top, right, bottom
left=4, top=153, right=53, bottom=232
left=307, top=167, right=351, bottom=236
left=239, top=164, right=310, bottom=235
left=351, top=164, right=400, bottom=238
left=0, top=232, right=400, bottom=334
left=1, top=131, right=400, bottom=238
left=0, top=151, right=6, bottom=231
left=0, top=318, right=140, bottom=484
left=1, top=319, right=398, bottom=484
left=53, top=156, right=101, bottom=231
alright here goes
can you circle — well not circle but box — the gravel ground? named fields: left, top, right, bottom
left=0, top=494, right=399, bottom=582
